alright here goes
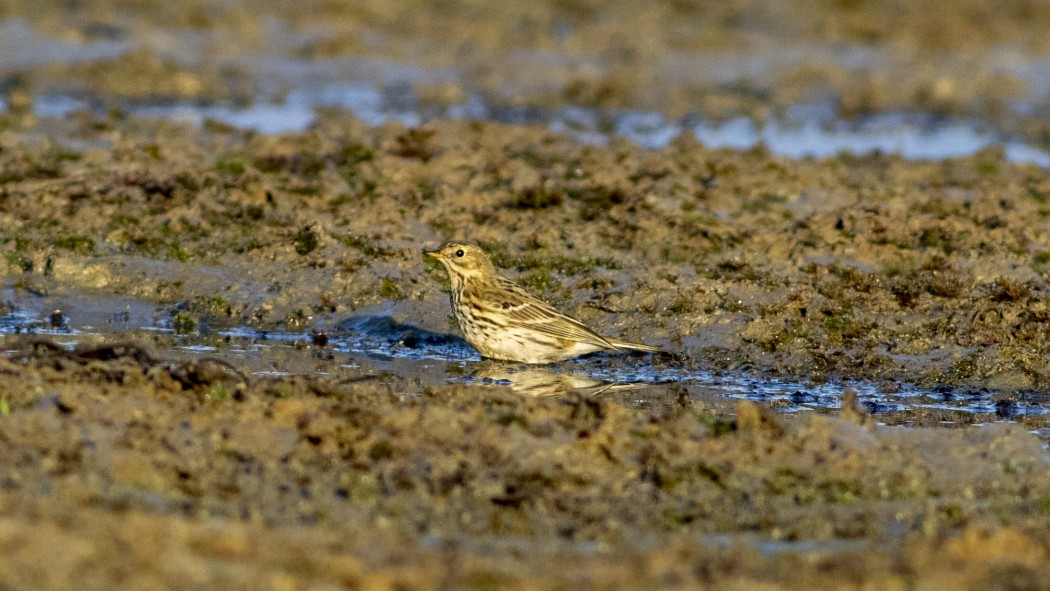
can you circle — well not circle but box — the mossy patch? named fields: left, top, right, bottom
left=52, top=235, right=95, bottom=256
left=341, top=234, right=393, bottom=257
left=380, top=278, right=403, bottom=300
left=294, top=226, right=322, bottom=255
left=171, top=310, right=198, bottom=334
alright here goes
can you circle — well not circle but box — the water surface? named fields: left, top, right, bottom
left=4, top=290, right=1047, bottom=436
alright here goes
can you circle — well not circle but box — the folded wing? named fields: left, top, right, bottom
left=486, top=276, right=614, bottom=350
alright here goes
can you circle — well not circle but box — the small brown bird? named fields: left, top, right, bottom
left=424, top=240, right=664, bottom=364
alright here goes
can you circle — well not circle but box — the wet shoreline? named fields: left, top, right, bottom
left=4, top=289, right=1048, bottom=438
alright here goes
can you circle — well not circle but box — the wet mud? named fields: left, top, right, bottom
left=5, top=114, right=1050, bottom=391
left=2, top=338, right=1049, bottom=590
left=2, top=1, right=1050, bottom=589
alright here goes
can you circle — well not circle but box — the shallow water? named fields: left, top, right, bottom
left=0, top=20, right=130, bottom=69
left=19, top=86, right=1050, bottom=167
left=4, top=288, right=1047, bottom=435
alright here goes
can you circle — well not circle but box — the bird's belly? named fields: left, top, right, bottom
left=459, top=320, right=604, bottom=364
left=475, top=331, right=572, bottom=363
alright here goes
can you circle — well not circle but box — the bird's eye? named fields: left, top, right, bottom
left=455, top=249, right=465, bottom=258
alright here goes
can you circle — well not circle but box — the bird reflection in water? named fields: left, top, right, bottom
left=468, top=362, right=648, bottom=397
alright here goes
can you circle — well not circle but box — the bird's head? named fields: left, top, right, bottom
left=423, top=241, right=495, bottom=280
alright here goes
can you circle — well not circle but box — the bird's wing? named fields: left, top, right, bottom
left=484, top=276, right=614, bottom=348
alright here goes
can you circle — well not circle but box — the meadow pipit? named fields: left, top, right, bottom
left=424, top=241, right=664, bottom=364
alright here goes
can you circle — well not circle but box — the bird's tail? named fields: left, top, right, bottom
left=606, top=338, right=667, bottom=355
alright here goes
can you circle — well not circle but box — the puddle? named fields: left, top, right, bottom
left=130, top=84, right=423, bottom=134
left=692, top=113, right=1050, bottom=167
left=13, top=84, right=1050, bottom=167
left=3, top=289, right=1048, bottom=434
left=699, top=533, right=874, bottom=557
left=0, top=20, right=130, bottom=70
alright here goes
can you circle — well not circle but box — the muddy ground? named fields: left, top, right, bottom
left=5, top=113, right=1050, bottom=392
left=2, top=1, right=1050, bottom=589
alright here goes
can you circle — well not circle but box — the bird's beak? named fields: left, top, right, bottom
left=423, top=247, right=443, bottom=259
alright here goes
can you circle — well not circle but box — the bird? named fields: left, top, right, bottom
left=423, top=240, right=665, bottom=364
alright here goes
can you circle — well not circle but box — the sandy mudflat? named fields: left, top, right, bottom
left=1, top=1, right=1050, bottom=589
